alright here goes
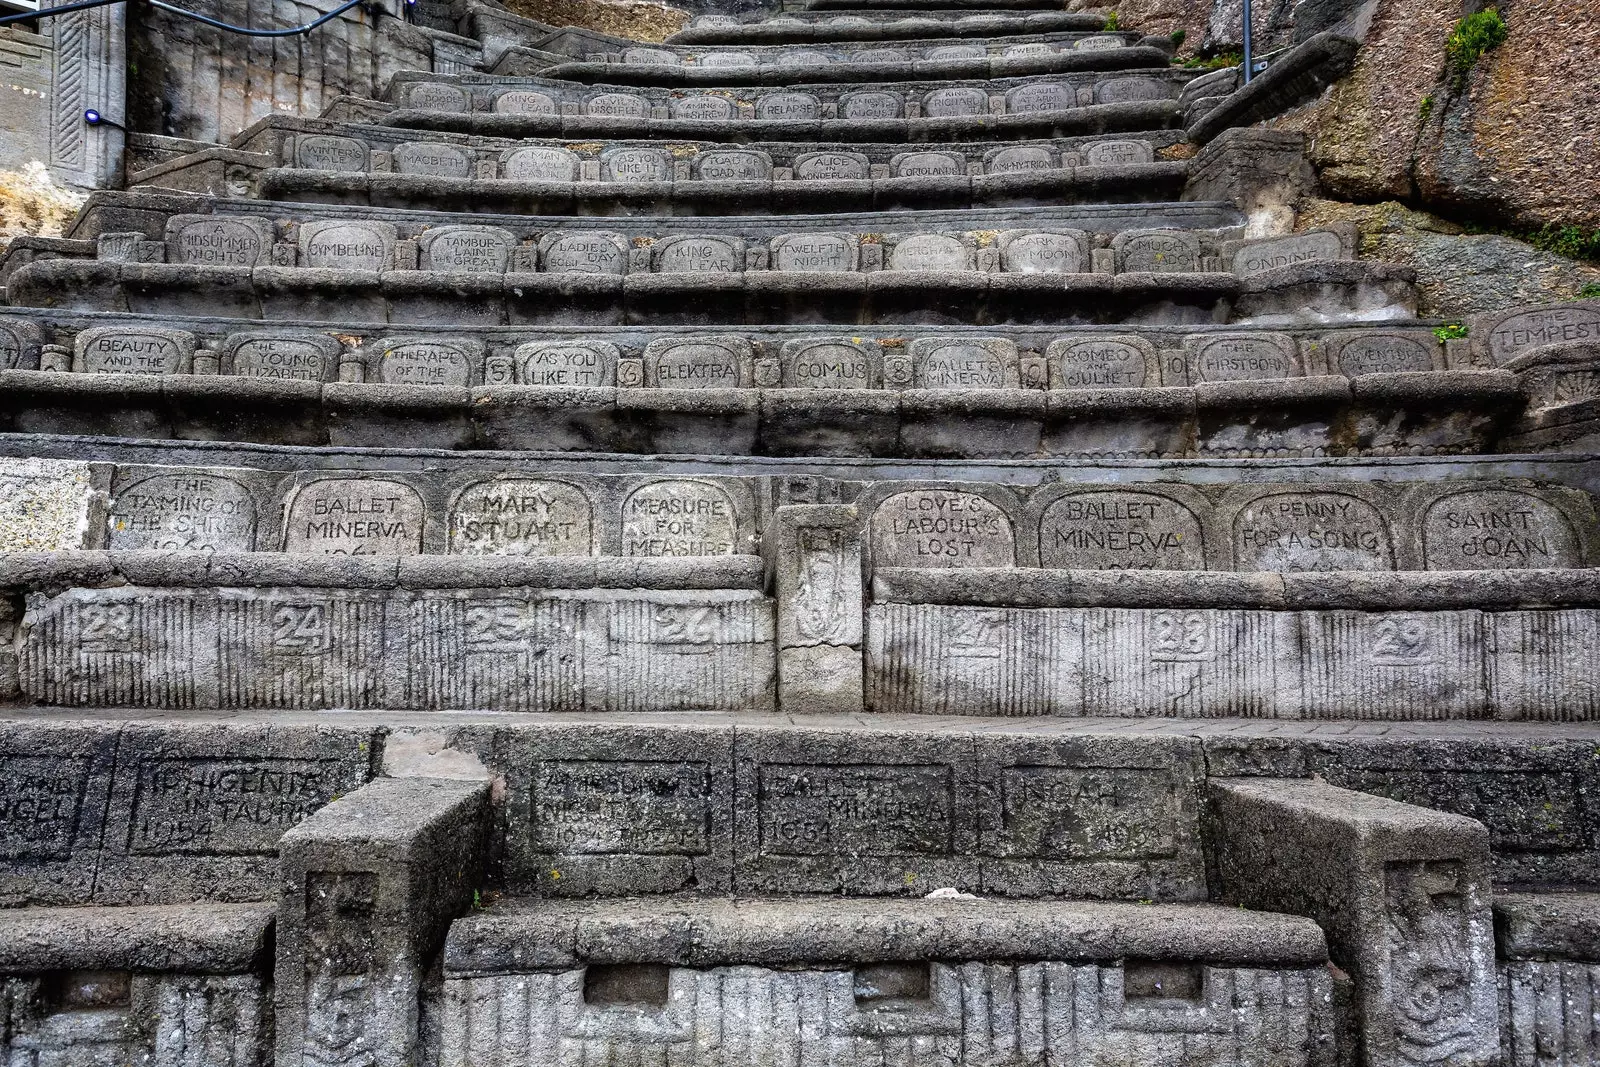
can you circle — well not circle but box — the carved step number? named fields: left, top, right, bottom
left=1149, top=611, right=1212, bottom=662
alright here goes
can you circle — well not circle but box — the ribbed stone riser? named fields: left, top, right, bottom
left=866, top=603, right=1600, bottom=722
left=438, top=964, right=1329, bottom=1067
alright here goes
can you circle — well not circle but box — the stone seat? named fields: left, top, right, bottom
left=668, top=10, right=1107, bottom=45
left=239, top=155, right=1190, bottom=217
left=437, top=895, right=1331, bottom=1067
left=384, top=97, right=1185, bottom=143
left=9, top=257, right=1417, bottom=330
left=380, top=68, right=1194, bottom=126
left=522, top=45, right=1173, bottom=90
left=0, top=309, right=1514, bottom=456
left=0, top=902, right=273, bottom=1065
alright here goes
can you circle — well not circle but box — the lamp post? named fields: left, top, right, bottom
left=1242, top=0, right=1254, bottom=83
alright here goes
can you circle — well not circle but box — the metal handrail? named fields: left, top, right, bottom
left=0, top=0, right=383, bottom=33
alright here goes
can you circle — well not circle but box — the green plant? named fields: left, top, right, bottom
left=1581, top=284, right=1600, bottom=301
left=1170, top=28, right=1186, bottom=48
left=1528, top=224, right=1600, bottom=262
left=1417, top=94, right=1434, bottom=123
left=1444, top=7, right=1507, bottom=88
left=1433, top=323, right=1469, bottom=343
left=1103, top=11, right=1119, bottom=30
left=1182, top=50, right=1242, bottom=70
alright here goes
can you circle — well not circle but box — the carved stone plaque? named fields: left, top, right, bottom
left=283, top=478, right=426, bottom=555
left=1118, top=230, right=1201, bottom=273
left=695, top=150, right=770, bottom=181
left=621, top=479, right=739, bottom=556
left=76, top=327, right=194, bottom=374
left=671, top=95, right=735, bottom=120
left=889, top=234, right=970, bottom=271
left=375, top=339, right=472, bottom=387
left=1420, top=489, right=1581, bottom=570
left=911, top=338, right=1012, bottom=387
left=653, top=236, right=742, bottom=273
left=494, top=90, right=558, bottom=115
left=890, top=152, right=962, bottom=178
left=109, top=473, right=257, bottom=552
left=793, top=152, right=869, bottom=180
left=226, top=332, right=340, bottom=381
left=419, top=226, right=514, bottom=273
left=1048, top=336, right=1151, bottom=389
left=514, top=340, right=617, bottom=387
left=295, top=135, right=366, bottom=171
left=771, top=233, right=856, bottom=272
left=449, top=478, right=595, bottom=556
left=587, top=93, right=651, bottom=118
left=987, top=146, right=1055, bottom=174
left=541, top=231, right=628, bottom=275
left=1233, top=492, right=1394, bottom=571
left=840, top=91, right=902, bottom=119
left=166, top=215, right=272, bottom=267
left=392, top=142, right=471, bottom=178
left=648, top=337, right=748, bottom=388
left=1006, top=82, right=1075, bottom=114
left=870, top=489, right=1016, bottom=568
left=922, top=87, right=989, bottom=117
left=1082, top=140, right=1154, bottom=167
left=1038, top=491, right=1205, bottom=569
left=1333, top=333, right=1435, bottom=375
left=601, top=148, right=671, bottom=182
left=1096, top=77, right=1169, bottom=103
left=1232, top=231, right=1344, bottom=277
left=1000, top=231, right=1084, bottom=274
left=299, top=220, right=396, bottom=272
left=755, top=92, right=821, bottom=120
left=1484, top=304, right=1600, bottom=365
left=502, top=147, right=579, bottom=182
left=1191, top=334, right=1296, bottom=382
left=781, top=338, right=872, bottom=388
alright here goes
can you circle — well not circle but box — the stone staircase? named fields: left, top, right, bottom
left=0, top=0, right=1598, bottom=1063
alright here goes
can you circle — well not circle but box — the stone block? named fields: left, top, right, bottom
left=0, top=458, right=99, bottom=551
left=276, top=776, right=490, bottom=1067
left=1208, top=778, right=1498, bottom=1067
left=733, top=724, right=978, bottom=894
left=483, top=721, right=734, bottom=896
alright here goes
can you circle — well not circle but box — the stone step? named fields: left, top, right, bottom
left=670, top=9, right=1108, bottom=45
left=16, top=257, right=1416, bottom=329
left=383, top=97, right=1184, bottom=143
left=151, top=119, right=1188, bottom=214
left=439, top=896, right=1330, bottom=1067
left=0, top=307, right=1512, bottom=456
left=379, top=68, right=1193, bottom=130
left=514, top=40, right=1170, bottom=89
left=8, top=195, right=1417, bottom=327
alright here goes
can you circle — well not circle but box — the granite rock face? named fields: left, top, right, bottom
left=0, top=0, right=1595, bottom=1062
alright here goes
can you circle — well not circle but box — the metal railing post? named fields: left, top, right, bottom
left=1242, top=0, right=1254, bottom=83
